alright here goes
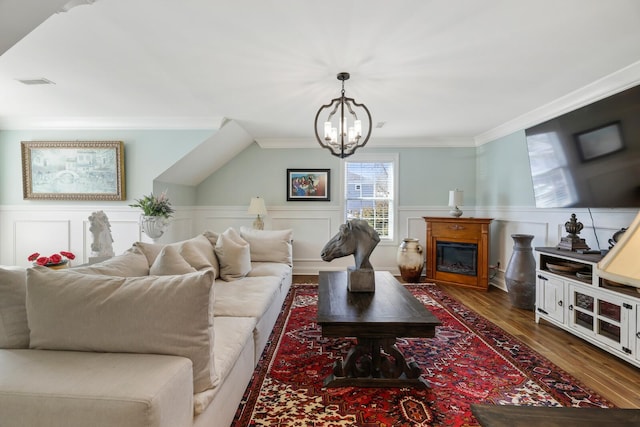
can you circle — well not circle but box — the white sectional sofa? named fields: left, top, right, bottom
left=0, top=227, right=293, bottom=427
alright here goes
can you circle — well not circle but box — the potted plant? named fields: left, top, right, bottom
left=129, top=191, right=174, bottom=240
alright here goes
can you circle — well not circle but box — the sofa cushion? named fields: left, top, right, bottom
left=71, top=246, right=150, bottom=276
left=193, top=316, right=256, bottom=415
left=213, top=276, right=280, bottom=317
left=240, top=226, right=293, bottom=266
left=248, top=262, right=293, bottom=280
left=214, top=228, right=251, bottom=281
left=135, top=234, right=218, bottom=273
left=0, top=349, right=193, bottom=427
left=26, top=267, right=217, bottom=393
left=0, top=266, right=29, bottom=349
left=149, top=245, right=197, bottom=276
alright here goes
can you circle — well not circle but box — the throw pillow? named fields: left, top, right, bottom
left=202, top=231, right=221, bottom=278
left=0, top=266, right=29, bottom=349
left=71, top=246, right=150, bottom=276
left=26, top=267, right=217, bottom=393
left=178, top=235, right=217, bottom=270
left=239, top=226, right=293, bottom=266
left=214, top=228, right=251, bottom=281
left=149, top=245, right=197, bottom=276
left=135, top=234, right=218, bottom=273
left=133, top=241, right=165, bottom=265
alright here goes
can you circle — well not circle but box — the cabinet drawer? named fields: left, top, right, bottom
left=431, top=222, right=482, bottom=239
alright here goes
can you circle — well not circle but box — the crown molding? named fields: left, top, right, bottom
left=474, top=60, right=640, bottom=145
left=0, top=116, right=223, bottom=130
left=255, top=136, right=476, bottom=149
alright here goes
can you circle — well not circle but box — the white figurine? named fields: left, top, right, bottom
left=89, top=211, right=115, bottom=258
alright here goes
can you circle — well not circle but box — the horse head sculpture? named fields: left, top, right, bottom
left=321, top=219, right=380, bottom=271
left=89, top=210, right=115, bottom=257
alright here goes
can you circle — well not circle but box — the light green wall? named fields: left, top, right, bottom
left=195, top=143, right=478, bottom=206
left=476, top=130, right=536, bottom=207
left=196, top=144, right=342, bottom=206
left=154, top=181, right=197, bottom=206
left=1, top=128, right=537, bottom=209
left=0, top=129, right=211, bottom=205
left=397, top=147, right=477, bottom=206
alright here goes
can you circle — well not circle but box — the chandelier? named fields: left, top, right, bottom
left=314, top=72, right=372, bottom=158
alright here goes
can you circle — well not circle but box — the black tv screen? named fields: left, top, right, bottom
left=525, top=84, right=640, bottom=208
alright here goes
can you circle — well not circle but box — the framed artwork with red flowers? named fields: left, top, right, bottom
left=21, top=141, right=125, bottom=201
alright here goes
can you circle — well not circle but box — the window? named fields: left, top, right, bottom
left=527, top=132, right=577, bottom=207
left=343, top=154, right=396, bottom=240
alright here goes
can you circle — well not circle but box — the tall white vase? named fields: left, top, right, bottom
left=140, top=215, right=169, bottom=241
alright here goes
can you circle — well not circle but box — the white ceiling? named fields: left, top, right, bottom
left=2, top=0, right=640, bottom=148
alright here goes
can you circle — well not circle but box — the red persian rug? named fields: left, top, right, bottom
left=231, top=284, right=613, bottom=426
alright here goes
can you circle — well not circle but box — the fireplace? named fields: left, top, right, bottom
left=436, top=241, right=478, bottom=276
left=423, top=217, right=493, bottom=291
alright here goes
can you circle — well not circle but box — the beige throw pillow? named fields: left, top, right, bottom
left=150, top=245, right=197, bottom=276
left=135, top=234, right=218, bottom=274
left=26, top=267, right=217, bottom=393
left=0, top=266, right=29, bottom=349
left=202, top=231, right=221, bottom=278
left=214, top=228, right=251, bottom=281
left=71, top=246, right=150, bottom=276
left=239, top=226, right=293, bottom=266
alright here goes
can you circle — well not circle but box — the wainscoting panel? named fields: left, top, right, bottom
left=82, top=219, right=140, bottom=264
left=554, top=222, right=624, bottom=253
left=405, top=216, right=428, bottom=244
left=159, top=216, right=195, bottom=244
left=198, top=215, right=254, bottom=236
left=14, top=220, right=71, bottom=267
left=2, top=205, right=636, bottom=284
left=1, top=206, right=143, bottom=267
left=279, top=217, right=331, bottom=262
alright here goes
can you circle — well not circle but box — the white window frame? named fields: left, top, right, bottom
left=342, top=152, right=399, bottom=243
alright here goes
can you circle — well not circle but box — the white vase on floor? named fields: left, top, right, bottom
left=396, top=238, right=424, bottom=283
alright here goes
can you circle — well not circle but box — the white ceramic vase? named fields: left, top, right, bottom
left=396, top=238, right=424, bottom=283
left=140, top=215, right=169, bottom=241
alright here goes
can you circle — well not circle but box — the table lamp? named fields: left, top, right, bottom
left=248, top=197, right=267, bottom=230
left=448, top=189, right=463, bottom=217
left=598, top=210, right=640, bottom=291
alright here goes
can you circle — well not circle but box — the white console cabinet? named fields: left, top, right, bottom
left=535, top=247, right=640, bottom=368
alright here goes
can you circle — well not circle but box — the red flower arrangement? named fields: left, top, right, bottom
left=28, top=251, right=76, bottom=266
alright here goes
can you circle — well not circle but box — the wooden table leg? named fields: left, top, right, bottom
left=324, top=337, right=428, bottom=388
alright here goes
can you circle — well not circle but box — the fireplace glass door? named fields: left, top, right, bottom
left=436, top=241, right=478, bottom=277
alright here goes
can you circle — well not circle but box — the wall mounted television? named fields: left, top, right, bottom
left=525, top=84, right=640, bottom=208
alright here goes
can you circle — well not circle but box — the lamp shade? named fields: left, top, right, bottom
left=247, top=197, right=267, bottom=216
left=597, top=210, right=640, bottom=289
left=448, top=189, right=463, bottom=207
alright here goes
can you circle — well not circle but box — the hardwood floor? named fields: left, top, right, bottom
left=292, top=275, right=640, bottom=408
left=440, top=283, right=640, bottom=409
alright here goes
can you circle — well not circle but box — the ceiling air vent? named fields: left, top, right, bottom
left=17, top=78, right=56, bottom=85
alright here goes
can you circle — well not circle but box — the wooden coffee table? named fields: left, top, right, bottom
left=471, top=404, right=640, bottom=427
left=317, top=270, right=440, bottom=388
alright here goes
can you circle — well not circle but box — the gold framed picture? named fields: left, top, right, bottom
left=21, top=141, right=125, bottom=201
